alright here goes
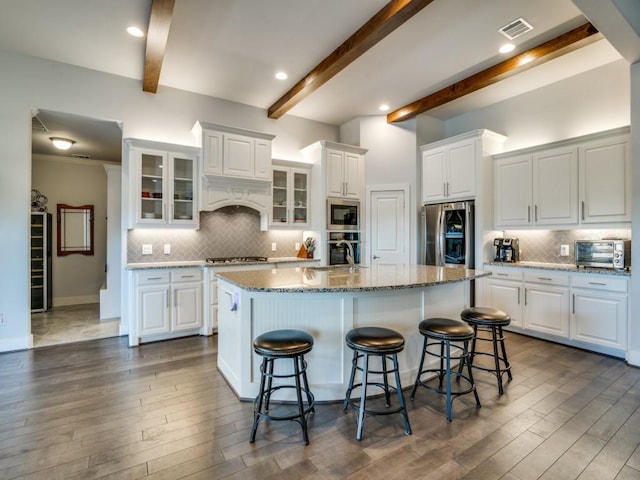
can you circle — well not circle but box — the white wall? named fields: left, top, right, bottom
left=629, top=61, right=640, bottom=365
left=0, top=50, right=338, bottom=351
left=32, top=156, right=108, bottom=305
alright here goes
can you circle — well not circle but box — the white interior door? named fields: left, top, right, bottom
left=369, top=188, right=409, bottom=264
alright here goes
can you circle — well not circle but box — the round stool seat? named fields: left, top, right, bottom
left=419, top=317, right=474, bottom=341
left=253, top=329, right=314, bottom=357
left=346, top=327, right=404, bottom=354
left=461, top=307, right=510, bottom=327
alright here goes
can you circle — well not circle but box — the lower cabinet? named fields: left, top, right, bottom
left=136, top=268, right=203, bottom=339
left=482, top=265, right=628, bottom=358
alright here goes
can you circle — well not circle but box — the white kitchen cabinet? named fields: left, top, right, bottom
left=271, top=160, right=311, bottom=227
left=136, top=268, right=203, bottom=340
left=420, top=130, right=506, bottom=204
left=326, top=148, right=363, bottom=199
left=579, top=132, right=631, bottom=224
left=570, top=274, right=628, bottom=354
left=192, top=121, right=275, bottom=181
left=523, top=271, right=570, bottom=338
left=494, top=146, right=577, bottom=228
left=483, top=266, right=523, bottom=329
left=126, top=138, right=199, bottom=229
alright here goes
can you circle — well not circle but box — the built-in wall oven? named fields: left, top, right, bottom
left=327, top=199, right=360, bottom=230
left=327, top=231, right=361, bottom=266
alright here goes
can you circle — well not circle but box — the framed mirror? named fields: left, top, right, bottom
left=57, top=203, right=94, bottom=256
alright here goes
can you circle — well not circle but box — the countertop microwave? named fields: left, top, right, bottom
left=575, top=240, right=631, bottom=270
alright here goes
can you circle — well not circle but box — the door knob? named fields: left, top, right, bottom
left=373, top=255, right=380, bottom=259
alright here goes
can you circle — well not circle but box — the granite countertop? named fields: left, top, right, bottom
left=485, top=261, right=631, bottom=277
left=126, top=257, right=319, bottom=270
left=215, top=264, right=490, bottom=293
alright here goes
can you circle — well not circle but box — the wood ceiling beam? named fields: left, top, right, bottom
left=387, top=22, right=602, bottom=123
left=143, top=0, right=175, bottom=93
left=267, top=0, right=434, bottom=119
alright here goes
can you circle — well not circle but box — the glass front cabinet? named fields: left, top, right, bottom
left=126, top=139, right=199, bottom=229
left=271, top=161, right=311, bottom=228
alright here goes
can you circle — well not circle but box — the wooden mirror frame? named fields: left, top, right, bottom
left=56, top=203, right=94, bottom=256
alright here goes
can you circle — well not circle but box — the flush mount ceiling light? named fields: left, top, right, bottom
left=499, top=43, right=515, bottom=54
left=127, top=26, right=145, bottom=37
left=49, top=137, right=75, bottom=150
left=275, top=71, right=288, bottom=80
left=378, top=104, right=390, bottom=111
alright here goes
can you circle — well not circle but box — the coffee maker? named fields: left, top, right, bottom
left=494, top=238, right=519, bottom=262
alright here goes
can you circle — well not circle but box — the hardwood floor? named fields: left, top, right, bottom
left=1, top=332, right=639, bottom=479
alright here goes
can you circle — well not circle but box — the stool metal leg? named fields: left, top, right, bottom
left=356, top=353, right=369, bottom=441
left=392, top=353, right=412, bottom=435
left=499, top=326, right=513, bottom=381
left=491, top=326, right=504, bottom=394
left=250, top=356, right=269, bottom=443
left=445, top=340, right=452, bottom=421
left=411, top=336, right=428, bottom=400
left=343, top=350, right=358, bottom=410
left=464, top=339, right=481, bottom=408
left=293, top=355, right=310, bottom=445
left=381, top=354, right=391, bottom=407
left=300, top=354, right=315, bottom=413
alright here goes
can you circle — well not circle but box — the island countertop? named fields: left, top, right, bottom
left=215, top=263, right=490, bottom=293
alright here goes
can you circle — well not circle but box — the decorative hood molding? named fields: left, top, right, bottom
left=200, top=176, right=271, bottom=229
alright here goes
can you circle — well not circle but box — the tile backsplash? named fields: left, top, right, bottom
left=499, top=228, right=631, bottom=264
left=128, top=206, right=307, bottom=263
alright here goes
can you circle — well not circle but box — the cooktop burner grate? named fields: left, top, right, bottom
left=205, top=256, right=268, bottom=264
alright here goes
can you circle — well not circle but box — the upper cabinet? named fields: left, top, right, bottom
left=271, top=160, right=311, bottom=228
left=494, top=127, right=630, bottom=229
left=125, top=138, right=200, bottom=229
left=420, top=130, right=507, bottom=204
left=302, top=141, right=367, bottom=201
left=192, top=121, right=275, bottom=181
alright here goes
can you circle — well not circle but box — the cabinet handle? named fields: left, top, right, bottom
left=496, top=273, right=508, bottom=276
left=535, top=205, right=538, bottom=222
left=581, top=201, right=585, bottom=221
left=588, top=282, right=606, bottom=286
left=147, top=277, right=163, bottom=280
left=517, top=286, right=521, bottom=305
left=537, top=277, right=553, bottom=281
left=528, top=206, right=531, bottom=223
left=446, top=182, right=450, bottom=196
left=524, top=288, right=527, bottom=306
left=572, top=293, right=575, bottom=314
left=180, top=275, right=195, bottom=279
left=442, top=183, right=446, bottom=197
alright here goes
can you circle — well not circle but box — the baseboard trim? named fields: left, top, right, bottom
left=0, top=334, right=33, bottom=352
left=53, top=295, right=99, bottom=307
left=626, top=350, right=640, bottom=367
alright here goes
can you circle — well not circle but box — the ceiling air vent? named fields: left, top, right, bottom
left=31, top=115, right=48, bottom=132
left=499, top=17, right=534, bottom=40
left=72, top=153, right=91, bottom=159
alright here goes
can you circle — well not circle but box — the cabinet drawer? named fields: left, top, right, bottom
left=523, top=270, right=570, bottom=286
left=486, top=267, right=523, bottom=282
left=571, top=274, right=628, bottom=293
left=137, top=270, right=171, bottom=285
left=171, top=268, right=203, bottom=283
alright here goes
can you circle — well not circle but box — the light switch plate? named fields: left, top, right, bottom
left=164, top=244, right=171, bottom=254
left=560, top=244, right=569, bottom=256
left=271, top=242, right=277, bottom=252
left=142, top=244, right=152, bottom=255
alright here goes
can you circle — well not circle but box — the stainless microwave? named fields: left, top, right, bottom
left=575, top=240, right=631, bottom=270
left=327, top=199, right=360, bottom=230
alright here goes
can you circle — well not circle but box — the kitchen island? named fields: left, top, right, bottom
left=215, top=264, right=490, bottom=401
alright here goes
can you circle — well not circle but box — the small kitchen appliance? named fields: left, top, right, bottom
left=327, top=199, right=360, bottom=231
left=575, top=240, right=630, bottom=270
left=493, top=238, right=519, bottom=263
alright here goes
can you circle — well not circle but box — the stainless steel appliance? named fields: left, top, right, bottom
left=327, top=199, right=360, bottom=231
left=494, top=237, right=519, bottom=263
left=328, top=232, right=361, bottom=266
left=421, top=201, right=474, bottom=268
left=575, top=240, right=631, bottom=270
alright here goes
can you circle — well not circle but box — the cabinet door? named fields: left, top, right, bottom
left=202, top=130, right=223, bottom=175
left=138, top=285, right=170, bottom=335
left=571, top=290, right=627, bottom=350
left=485, top=279, right=523, bottom=328
left=173, top=282, right=202, bottom=331
left=533, top=147, right=578, bottom=225
left=169, top=154, right=196, bottom=225
left=524, top=284, right=569, bottom=337
left=326, top=149, right=345, bottom=197
left=421, top=148, right=446, bottom=203
left=138, top=149, right=168, bottom=224
left=579, top=136, right=631, bottom=223
left=343, top=153, right=362, bottom=199
left=494, top=155, right=532, bottom=227
left=254, top=139, right=272, bottom=180
left=446, top=139, right=476, bottom=200
left=271, top=168, right=289, bottom=224
left=223, top=133, right=254, bottom=178
left=292, top=168, right=310, bottom=225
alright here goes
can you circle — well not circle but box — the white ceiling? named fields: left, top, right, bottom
left=1, top=0, right=632, bottom=161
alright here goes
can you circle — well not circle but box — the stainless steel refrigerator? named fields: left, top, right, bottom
left=420, top=201, right=474, bottom=269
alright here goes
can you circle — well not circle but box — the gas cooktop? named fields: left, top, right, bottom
left=205, top=256, right=268, bottom=265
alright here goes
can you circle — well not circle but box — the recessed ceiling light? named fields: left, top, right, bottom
left=379, top=104, right=390, bottom=112
left=499, top=43, right=515, bottom=54
left=275, top=71, right=288, bottom=80
left=49, top=137, right=75, bottom=150
left=127, top=26, right=145, bottom=38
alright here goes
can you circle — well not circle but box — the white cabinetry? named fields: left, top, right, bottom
left=136, top=268, right=203, bottom=341
left=420, top=130, right=506, bottom=204
left=570, top=274, right=627, bottom=354
left=494, top=127, right=630, bottom=229
left=483, top=266, right=523, bottom=329
left=193, top=122, right=275, bottom=180
left=271, top=160, right=311, bottom=227
left=125, top=139, right=199, bottom=229
left=523, top=271, right=570, bottom=337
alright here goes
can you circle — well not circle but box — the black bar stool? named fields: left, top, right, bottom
left=250, top=329, right=315, bottom=445
left=411, top=317, right=480, bottom=421
left=343, top=326, right=412, bottom=441
left=459, top=306, right=512, bottom=394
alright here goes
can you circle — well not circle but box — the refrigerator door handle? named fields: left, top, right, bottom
left=437, top=207, right=446, bottom=266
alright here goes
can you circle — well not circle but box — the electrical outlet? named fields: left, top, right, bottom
left=142, top=244, right=152, bottom=255
left=0, top=313, right=4, bottom=325
left=295, top=242, right=300, bottom=251
left=560, top=244, right=569, bottom=256
left=271, top=242, right=277, bottom=252
left=164, top=244, right=171, bottom=254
